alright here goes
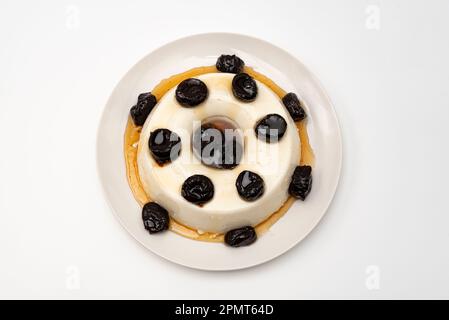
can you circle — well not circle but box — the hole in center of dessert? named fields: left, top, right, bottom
left=192, top=115, right=243, bottom=170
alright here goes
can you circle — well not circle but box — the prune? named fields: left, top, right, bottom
left=221, top=137, right=242, bottom=169
left=282, top=92, right=307, bottom=121
left=130, top=92, right=157, bottom=126
left=216, top=54, right=245, bottom=74
left=232, top=73, right=258, bottom=102
left=288, top=165, right=313, bottom=200
left=181, top=174, right=214, bottom=205
left=255, top=114, right=287, bottom=142
left=192, top=123, right=242, bottom=169
left=224, top=226, right=257, bottom=247
left=142, top=202, right=169, bottom=234
left=235, top=170, right=264, bottom=201
left=175, top=78, right=208, bottom=107
left=148, top=128, right=181, bottom=164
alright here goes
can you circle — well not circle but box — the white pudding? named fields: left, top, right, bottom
left=137, top=73, right=300, bottom=233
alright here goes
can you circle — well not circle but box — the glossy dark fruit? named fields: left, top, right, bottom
left=288, top=165, right=313, bottom=200
left=255, top=113, right=287, bottom=142
left=142, top=202, right=169, bottom=234
left=192, top=123, right=242, bottom=169
left=137, top=92, right=153, bottom=102
left=175, top=78, right=208, bottom=107
left=216, top=54, right=245, bottom=74
left=224, top=226, right=257, bottom=247
left=232, top=73, right=258, bottom=102
left=181, top=174, right=214, bottom=205
left=235, top=170, right=264, bottom=201
left=130, top=92, right=157, bottom=126
left=282, top=92, right=307, bottom=121
left=148, top=128, right=181, bottom=164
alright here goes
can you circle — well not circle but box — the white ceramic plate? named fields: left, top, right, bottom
left=97, top=33, right=342, bottom=271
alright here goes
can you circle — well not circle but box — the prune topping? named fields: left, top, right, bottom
left=148, top=128, right=181, bottom=164
left=235, top=171, right=264, bottom=201
left=181, top=175, right=214, bottom=205
left=224, top=226, right=257, bottom=247
left=282, top=92, right=307, bottom=121
left=175, top=78, right=208, bottom=107
left=232, top=73, right=258, bottom=102
left=192, top=123, right=242, bottom=169
left=255, top=114, right=287, bottom=142
left=216, top=54, right=245, bottom=74
left=142, top=202, right=169, bottom=234
left=130, top=92, right=157, bottom=126
left=288, top=165, right=313, bottom=200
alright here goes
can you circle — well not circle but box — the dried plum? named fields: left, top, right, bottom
left=216, top=54, right=245, bottom=74
left=142, top=202, right=169, bottom=234
left=175, top=78, right=208, bottom=107
left=232, top=73, right=258, bottom=102
left=235, top=170, right=264, bottom=201
left=282, top=92, right=307, bottom=121
left=130, top=92, right=157, bottom=126
left=288, top=165, right=313, bottom=200
left=192, top=123, right=242, bottom=169
left=148, top=128, right=181, bottom=164
left=181, top=174, right=214, bottom=205
left=224, top=226, right=257, bottom=247
left=255, top=113, right=287, bottom=142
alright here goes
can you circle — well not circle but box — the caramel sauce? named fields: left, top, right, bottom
left=124, top=65, right=315, bottom=242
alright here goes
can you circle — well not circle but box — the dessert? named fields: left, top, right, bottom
left=124, top=54, right=314, bottom=247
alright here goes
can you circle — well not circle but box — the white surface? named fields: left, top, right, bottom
left=1, top=0, right=449, bottom=298
left=98, top=34, right=341, bottom=270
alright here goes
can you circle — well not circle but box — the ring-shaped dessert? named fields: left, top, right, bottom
left=137, top=73, right=301, bottom=233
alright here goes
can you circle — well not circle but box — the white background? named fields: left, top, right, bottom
left=1, top=0, right=448, bottom=299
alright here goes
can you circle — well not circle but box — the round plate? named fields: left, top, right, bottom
left=97, top=33, right=342, bottom=271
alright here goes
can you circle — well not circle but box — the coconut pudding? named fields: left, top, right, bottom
left=126, top=54, right=313, bottom=247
